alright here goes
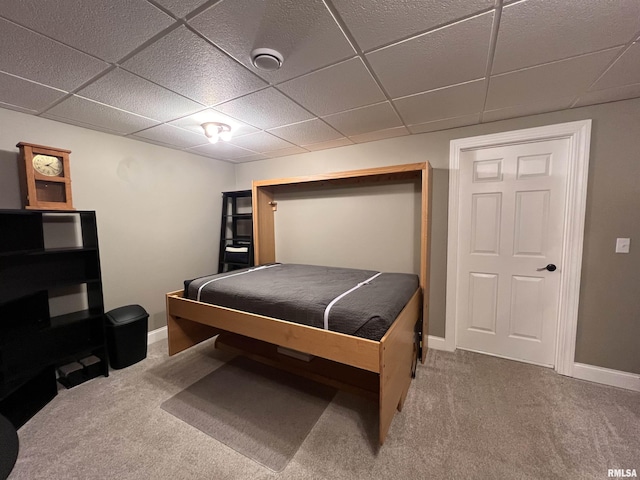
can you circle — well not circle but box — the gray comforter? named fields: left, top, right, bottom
left=184, top=263, right=419, bottom=341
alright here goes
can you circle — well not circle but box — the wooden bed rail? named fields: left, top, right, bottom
left=166, top=290, right=384, bottom=373
left=379, top=288, right=422, bottom=443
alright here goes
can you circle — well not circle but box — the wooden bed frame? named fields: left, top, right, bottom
left=166, top=162, right=432, bottom=445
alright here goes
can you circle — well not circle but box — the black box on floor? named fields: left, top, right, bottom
left=57, top=361, right=85, bottom=388
left=79, top=355, right=102, bottom=378
left=104, top=304, right=148, bottom=369
left=57, top=356, right=105, bottom=389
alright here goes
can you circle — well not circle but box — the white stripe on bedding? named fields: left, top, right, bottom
left=196, top=264, right=280, bottom=302
left=322, top=272, right=382, bottom=330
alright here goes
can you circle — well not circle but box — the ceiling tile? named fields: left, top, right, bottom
left=591, top=43, right=640, bottom=91
left=264, top=146, right=308, bottom=158
left=234, top=153, right=270, bottom=162
left=127, top=136, right=179, bottom=150
left=122, top=26, right=267, bottom=106
left=393, top=80, right=485, bottom=125
left=408, top=114, right=480, bottom=134
left=486, top=48, right=621, bottom=111
left=277, top=58, right=386, bottom=116
left=0, top=102, right=35, bottom=115
left=574, top=83, right=640, bottom=108
left=493, top=0, right=640, bottom=75
left=3, top=0, right=636, bottom=157
left=322, top=102, right=403, bottom=137
left=304, top=137, right=354, bottom=152
left=366, top=12, right=494, bottom=98
left=332, top=0, right=494, bottom=51
left=188, top=152, right=228, bottom=162
left=0, top=72, right=67, bottom=112
left=182, top=147, right=223, bottom=161
left=189, top=0, right=355, bottom=83
left=153, top=0, right=208, bottom=19
left=229, top=132, right=294, bottom=153
left=0, top=18, right=108, bottom=91
left=268, top=119, right=343, bottom=146
left=43, top=95, right=159, bottom=134
left=188, top=142, right=257, bottom=160
left=76, top=68, right=202, bottom=122
left=215, top=88, right=314, bottom=130
left=130, top=124, right=207, bottom=149
left=169, top=109, right=258, bottom=138
left=349, top=126, right=410, bottom=144
left=0, top=0, right=174, bottom=62
left=482, top=98, right=575, bottom=123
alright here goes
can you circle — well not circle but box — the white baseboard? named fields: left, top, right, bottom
left=147, top=326, right=167, bottom=345
left=572, top=362, right=640, bottom=392
left=427, top=335, right=455, bottom=352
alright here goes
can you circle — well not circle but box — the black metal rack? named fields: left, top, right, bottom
left=0, top=210, right=109, bottom=428
left=218, top=190, right=254, bottom=273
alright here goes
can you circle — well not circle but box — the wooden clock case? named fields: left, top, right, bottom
left=16, top=142, right=74, bottom=211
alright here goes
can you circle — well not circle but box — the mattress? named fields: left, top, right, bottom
left=184, top=263, right=419, bottom=341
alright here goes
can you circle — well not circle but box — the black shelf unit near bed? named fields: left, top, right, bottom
left=0, top=209, right=108, bottom=428
left=218, top=190, right=254, bottom=273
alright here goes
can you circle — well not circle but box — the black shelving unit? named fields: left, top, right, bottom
left=0, top=209, right=108, bottom=428
left=218, top=190, right=254, bottom=273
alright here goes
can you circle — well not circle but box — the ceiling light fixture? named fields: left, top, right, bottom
left=251, top=48, right=284, bottom=71
left=201, top=122, right=233, bottom=144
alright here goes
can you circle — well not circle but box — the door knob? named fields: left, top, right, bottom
left=537, top=264, right=557, bottom=272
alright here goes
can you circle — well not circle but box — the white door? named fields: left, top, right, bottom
left=455, top=139, right=569, bottom=366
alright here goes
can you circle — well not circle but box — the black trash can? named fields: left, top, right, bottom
left=104, top=305, right=149, bottom=369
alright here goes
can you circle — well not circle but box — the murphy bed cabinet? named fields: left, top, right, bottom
left=0, top=210, right=108, bottom=427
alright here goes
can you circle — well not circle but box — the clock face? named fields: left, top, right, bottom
left=33, top=154, right=63, bottom=177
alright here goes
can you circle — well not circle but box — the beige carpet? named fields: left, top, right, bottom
left=7, top=340, right=640, bottom=480
left=161, top=356, right=335, bottom=472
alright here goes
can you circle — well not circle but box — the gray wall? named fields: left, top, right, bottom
left=236, top=98, right=640, bottom=374
left=1, top=98, right=637, bottom=373
left=0, top=108, right=236, bottom=330
left=272, top=181, right=421, bottom=275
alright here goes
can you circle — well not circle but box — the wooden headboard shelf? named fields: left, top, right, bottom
left=252, top=162, right=433, bottom=361
left=253, top=162, right=425, bottom=190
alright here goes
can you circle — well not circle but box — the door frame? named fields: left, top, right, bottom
left=445, top=120, right=592, bottom=376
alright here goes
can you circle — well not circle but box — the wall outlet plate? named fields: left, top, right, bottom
left=615, top=238, right=630, bottom=254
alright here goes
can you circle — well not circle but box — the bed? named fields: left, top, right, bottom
left=185, top=263, right=420, bottom=340
left=166, top=162, right=432, bottom=445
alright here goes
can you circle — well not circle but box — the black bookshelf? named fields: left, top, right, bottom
left=218, top=190, right=254, bottom=273
left=0, top=210, right=108, bottom=427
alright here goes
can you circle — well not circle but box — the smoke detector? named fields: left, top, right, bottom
left=250, top=48, right=283, bottom=71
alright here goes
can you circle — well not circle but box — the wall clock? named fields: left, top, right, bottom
left=16, top=142, right=74, bottom=210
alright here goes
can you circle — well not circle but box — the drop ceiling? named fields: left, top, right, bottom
left=0, top=0, right=638, bottom=163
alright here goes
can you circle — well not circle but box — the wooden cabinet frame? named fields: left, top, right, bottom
left=166, top=162, right=432, bottom=445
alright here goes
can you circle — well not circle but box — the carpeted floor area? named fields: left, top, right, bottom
left=8, top=339, right=640, bottom=480
left=161, top=356, right=336, bottom=472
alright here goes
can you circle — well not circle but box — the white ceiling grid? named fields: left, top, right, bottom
left=0, top=0, right=638, bottom=163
